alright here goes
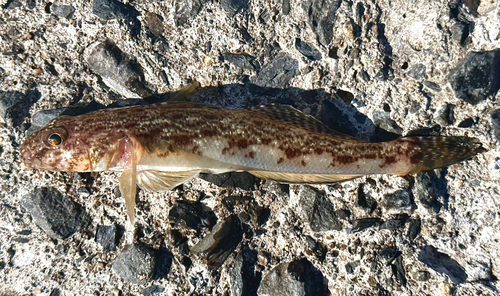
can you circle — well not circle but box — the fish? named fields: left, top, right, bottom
left=19, top=101, right=484, bottom=223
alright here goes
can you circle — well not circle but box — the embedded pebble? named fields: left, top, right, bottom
left=112, top=245, right=156, bottom=285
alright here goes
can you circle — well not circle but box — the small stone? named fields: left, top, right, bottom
left=348, top=218, right=382, bottom=233
left=51, top=4, right=75, bottom=19
left=382, top=190, right=413, bottom=214
left=302, top=0, right=342, bottom=47
left=168, top=200, right=216, bottom=231
left=391, top=256, right=407, bottom=286
left=416, top=270, right=430, bottom=281
left=0, top=89, right=41, bottom=128
left=92, top=0, right=138, bottom=21
left=297, top=186, right=342, bottom=232
left=423, top=81, right=442, bottom=92
left=85, top=40, right=152, bottom=99
left=282, top=0, right=290, bottom=15
left=257, top=258, right=329, bottom=296
left=345, top=260, right=359, bottom=273
left=412, top=171, right=445, bottom=214
left=406, top=64, right=427, bottom=80
left=457, top=117, right=475, bottom=128
left=450, top=21, right=471, bottom=46
left=491, top=109, right=500, bottom=141
left=191, top=215, right=243, bottom=269
left=221, top=0, right=249, bottom=17
left=223, top=53, right=255, bottom=70
left=372, top=111, right=404, bottom=135
left=50, top=288, right=61, bottom=296
left=250, top=52, right=298, bottom=88
left=357, top=184, right=378, bottom=213
left=141, top=285, right=165, bottom=296
left=175, top=0, right=204, bottom=26
left=27, top=108, right=66, bottom=135
left=418, top=245, right=467, bottom=284
left=295, top=38, right=322, bottom=61
left=95, top=224, right=119, bottom=251
left=112, top=245, right=156, bottom=285
left=199, top=172, right=258, bottom=191
left=435, top=103, right=455, bottom=126
left=407, top=218, right=421, bottom=241
left=20, top=187, right=90, bottom=240
left=380, top=214, right=410, bottom=230
left=448, top=50, right=500, bottom=104
left=144, top=13, right=164, bottom=37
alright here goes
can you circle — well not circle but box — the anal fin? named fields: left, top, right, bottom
left=137, top=170, right=201, bottom=192
left=248, top=171, right=362, bottom=184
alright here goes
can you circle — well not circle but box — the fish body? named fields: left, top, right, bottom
left=20, top=102, right=484, bottom=222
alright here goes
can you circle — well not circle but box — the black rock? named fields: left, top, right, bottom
left=302, top=0, right=342, bottom=47
left=141, top=285, right=165, bottom=296
left=250, top=52, right=298, bottom=88
left=297, top=186, right=342, bottom=232
left=418, top=245, right=467, bottom=284
left=348, top=218, right=382, bottom=233
left=199, top=172, right=258, bottom=191
left=282, top=0, right=290, bottom=15
left=221, top=0, right=249, bottom=17
left=0, top=89, right=41, bottom=128
left=20, top=187, right=90, bottom=240
left=95, top=224, right=119, bottom=251
left=174, top=0, right=205, bottom=26
left=378, top=246, right=401, bottom=263
left=50, top=288, right=61, bottom=296
left=380, top=214, right=410, bottom=230
left=372, top=112, right=403, bottom=136
left=295, top=38, right=322, bottom=61
left=190, top=215, right=244, bottom=269
left=491, top=109, right=500, bottom=141
left=304, top=236, right=326, bottom=259
left=112, top=244, right=156, bottom=285
left=406, top=64, right=428, bottom=80
left=391, top=256, right=407, bottom=286
left=92, top=0, right=138, bottom=21
left=51, top=4, right=75, bottom=19
left=168, top=200, right=216, bottom=230
left=86, top=40, right=152, bottom=98
left=257, top=258, right=329, bottom=296
left=436, top=103, right=454, bottom=126
left=457, top=117, right=475, bottom=128
left=153, top=246, right=173, bottom=280
left=230, top=246, right=261, bottom=296
left=345, top=260, right=359, bottom=273
left=450, top=21, right=471, bottom=46
left=382, top=190, right=413, bottom=214
left=357, top=184, right=378, bottom=214
left=223, top=53, right=255, bottom=70
left=423, top=81, right=442, bottom=92
left=448, top=50, right=500, bottom=104
left=407, top=217, right=421, bottom=241
left=412, top=171, right=447, bottom=214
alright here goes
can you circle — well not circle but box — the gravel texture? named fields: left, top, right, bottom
left=1, top=0, right=500, bottom=295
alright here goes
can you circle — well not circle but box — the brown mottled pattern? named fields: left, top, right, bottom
left=20, top=102, right=484, bottom=175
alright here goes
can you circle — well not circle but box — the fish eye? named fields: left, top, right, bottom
left=48, top=133, right=63, bottom=146
left=44, top=126, right=68, bottom=147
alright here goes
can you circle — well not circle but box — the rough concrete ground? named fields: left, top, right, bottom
left=1, top=0, right=500, bottom=295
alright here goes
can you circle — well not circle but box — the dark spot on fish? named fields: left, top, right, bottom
left=277, top=157, right=284, bottom=164
left=410, top=150, right=422, bottom=164
left=285, top=148, right=302, bottom=159
left=301, top=160, right=307, bottom=166
left=337, top=155, right=355, bottom=164
left=248, top=151, right=255, bottom=159
left=222, top=147, right=229, bottom=154
left=237, top=139, right=249, bottom=149
left=383, top=156, right=396, bottom=166
left=364, top=153, right=376, bottom=159
left=314, top=148, right=324, bottom=155
left=201, top=129, right=217, bottom=137
left=171, top=113, right=184, bottom=120
left=261, top=138, right=272, bottom=145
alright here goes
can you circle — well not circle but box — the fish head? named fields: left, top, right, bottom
left=20, top=115, right=102, bottom=172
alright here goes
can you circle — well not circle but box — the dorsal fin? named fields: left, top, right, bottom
left=249, top=104, right=349, bottom=136
left=158, top=101, right=221, bottom=109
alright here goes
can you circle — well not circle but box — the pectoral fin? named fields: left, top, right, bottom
left=137, top=170, right=201, bottom=192
left=120, top=167, right=137, bottom=224
left=248, top=171, right=362, bottom=183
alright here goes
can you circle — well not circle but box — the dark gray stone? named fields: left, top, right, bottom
left=491, top=108, right=500, bottom=141
left=297, top=186, right=342, bottom=232
left=458, top=117, right=475, bottom=128
left=51, top=4, right=75, bottom=19
left=448, top=50, right=500, bottom=104
left=302, top=0, right=342, bottom=47
left=223, top=53, right=255, bottom=70
left=95, top=224, right=118, bottom=251
left=423, top=81, right=442, bottom=92
left=348, top=218, right=382, bottom=233
left=391, top=256, right=407, bottom=286
left=345, top=260, right=359, bottom=273
left=27, top=108, right=66, bottom=135
left=20, top=187, right=90, bottom=240
left=295, top=38, right=322, bottom=61
left=112, top=245, right=156, bottom=285
left=250, top=52, right=298, bottom=88
left=412, top=171, right=446, bottom=214
left=168, top=200, right=216, bottom=231
left=436, top=103, right=455, bottom=126
left=379, top=214, right=410, bottom=230
left=0, top=90, right=41, bottom=128
left=382, top=190, right=413, bottom=213
left=92, top=0, right=137, bottom=21
left=86, top=40, right=152, bottom=98
left=372, top=112, right=403, bottom=135
left=416, top=270, right=430, bottom=281
left=282, top=0, right=290, bottom=15
left=0, top=91, right=24, bottom=122
left=141, top=285, right=165, bottom=296
left=190, top=215, right=243, bottom=269
left=175, top=0, right=205, bottom=26
left=407, top=218, right=421, bottom=241
left=199, top=172, right=258, bottom=191
left=221, top=0, right=249, bottom=17
left=407, top=64, right=428, bottom=80
left=258, top=258, right=329, bottom=296
left=418, top=245, right=467, bottom=284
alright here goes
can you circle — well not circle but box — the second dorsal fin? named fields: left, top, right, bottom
left=248, top=104, right=349, bottom=136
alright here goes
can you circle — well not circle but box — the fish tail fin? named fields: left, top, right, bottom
left=416, top=136, right=485, bottom=171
